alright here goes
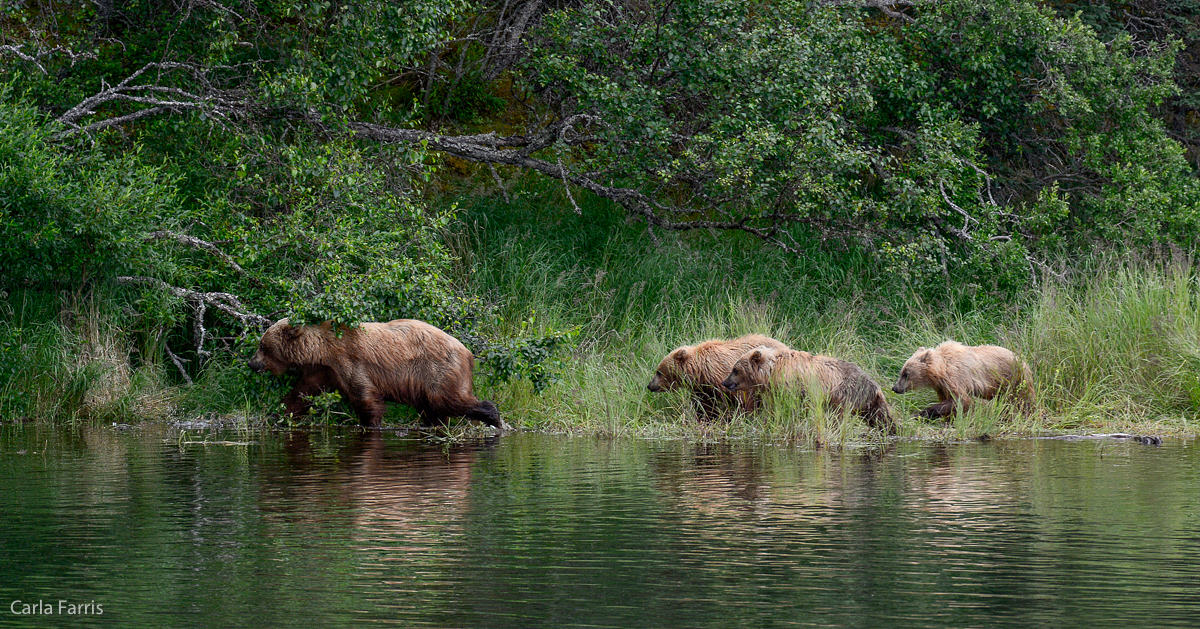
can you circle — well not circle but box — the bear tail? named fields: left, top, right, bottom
left=467, top=400, right=511, bottom=431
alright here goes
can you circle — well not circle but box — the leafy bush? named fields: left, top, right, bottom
left=0, top=90, right=180, bottom=289
left=525, top=0, right=1200, bottom=300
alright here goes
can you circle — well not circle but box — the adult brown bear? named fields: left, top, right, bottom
left=720, top=345, right=895, bottom=433
left=647, top=334, right=790, bottom=419
left=249, top=318, right=508, bottom=430
left=892, top=341, right=1035, bottom=418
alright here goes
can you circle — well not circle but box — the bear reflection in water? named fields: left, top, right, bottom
left=260, top=430, right=496, bottom=547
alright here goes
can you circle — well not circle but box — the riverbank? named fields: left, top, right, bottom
left=3, top=185, right=1200, bottom=441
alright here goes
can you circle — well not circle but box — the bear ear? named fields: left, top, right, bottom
left=919, top=349, right=933, bottom=364
left=672, top=347, right=690, bottom=363
left=749, top=349, right=764, bottom=365
left=281, top=324, right=302, bottom=342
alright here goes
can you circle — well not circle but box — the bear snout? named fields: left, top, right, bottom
left=248, top=354, right=266, bottom=373
left=721, top=378, right=736, bottom=391
left=647, top=381, right=662, bottom=392
left=891, top=383, right=904, bottom=394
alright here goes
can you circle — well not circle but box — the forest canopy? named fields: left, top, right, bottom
left=2, top=0, right=1200, bottom=389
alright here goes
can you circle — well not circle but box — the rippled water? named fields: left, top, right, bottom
left=1, top=425, right=1197, bottom=628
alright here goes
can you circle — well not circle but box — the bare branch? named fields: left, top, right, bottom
left=146, top=230, right=245, bottom=275
left=347, top=116, right=807, bottom=254
left=164, top=344, right=194, bottom=385
left=194, top=300, right=211, bottom=360
left=0, top=44, right=96, bottom=74
left=821, top=0, right=917, bottom=23
left=487, top=163, right=511, bottom=204
left=938, top=179, right=975, bottom=237
left=182, top=0, right=247, bottom=23
left=54, top=62, right=252, bottom=137
left=114, top=275, right=272, bottom=327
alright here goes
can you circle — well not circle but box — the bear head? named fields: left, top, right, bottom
left=248, top=318, right=302, bottom=376
left=720, top=346, right=778, bottom=393
left=647, top=346, right=693, bottom=392
left=892, top=347, right=933, bottom=394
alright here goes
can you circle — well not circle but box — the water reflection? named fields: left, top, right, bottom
left=0, top=426, right=1196, bottom=628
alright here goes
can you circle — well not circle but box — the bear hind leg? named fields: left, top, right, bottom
left=864, top=395, right=897, bottom=434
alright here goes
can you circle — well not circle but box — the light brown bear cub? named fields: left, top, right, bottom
left=647, top=334, right=790, bottom=419
left=892, top=340, right=1034, bottom=418
left=720, top=346, right=895, bottom=433
left=249, top=318, right=507, bottom=430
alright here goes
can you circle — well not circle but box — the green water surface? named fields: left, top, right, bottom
left=1, top=425, right=1196, bottom=628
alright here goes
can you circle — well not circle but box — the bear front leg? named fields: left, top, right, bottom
left=418, top=410, right=449, bottom=427
left=345, top=392, right=387, bottom=428
left=282, top=389, right=313, bottom=418
left=734, top=389, right=758, bottom=414
left=692, top=387, right=724, bottom=421
left=921, top=395, right=974, bottom=418
left=282, top=371, right=330, bottom=419
left=920, top=399, right=956, bottom=419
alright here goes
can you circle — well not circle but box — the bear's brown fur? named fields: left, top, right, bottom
left=647, top=334, right=790, bottom=418
left=891, top=340, right=1034, bottom=418
left=249, top=318, right=507, bottom=430
left=720, top=345, right=895, bottom=432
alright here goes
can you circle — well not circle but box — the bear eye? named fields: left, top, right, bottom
left=731, top=368, right=739, bottom=376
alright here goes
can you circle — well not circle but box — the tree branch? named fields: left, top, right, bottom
left=55, top=62, right=251, bottom=137
left=938, top=179, right=975, bottom=239
left=164, top=344, right=194, bottom=385
left=347, top=117, right=807, bottom=253
left=114, top=275, right=272, bottom=327
left=821, top=0, right=917, bottom=23
left=145, top=230, right=245, bottom=275
left=0, top=44, right=96, bottom=74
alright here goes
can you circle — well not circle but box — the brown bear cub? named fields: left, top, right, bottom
left=892, top=341, right=1034, bottom=418
left=249, top=318, right=508, bottom=430
left=720, top=346, right=895, bottom=433
left=647, top=334, right=790, bottom=419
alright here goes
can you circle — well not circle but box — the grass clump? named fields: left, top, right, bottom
left=1020, top=260, right=1200, bottom=432
left=0, top=290, right=174, bottom=423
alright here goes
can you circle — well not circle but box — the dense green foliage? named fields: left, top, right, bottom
left=1, top=0, right=1200, bottom=432
left=0, top=93, right=178, bottom=287
left=527, top=0, right=1200, bottom=294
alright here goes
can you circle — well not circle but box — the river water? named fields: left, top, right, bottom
left=0, top=424, right=1196, bottom=628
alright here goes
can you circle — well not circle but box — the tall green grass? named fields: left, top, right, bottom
left=0, top=290, right=173, bottom=422
left=1019, top=262, right=1200, bottom=432
left=455, top=180, right=1200, bottom=439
